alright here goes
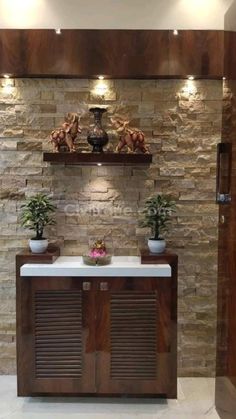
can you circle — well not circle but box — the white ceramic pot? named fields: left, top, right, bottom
left=148, top=239, right=166, bottom=254
left=29, top=239, right=48, bottom=254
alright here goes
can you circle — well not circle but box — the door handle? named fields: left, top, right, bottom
left=220, top=215, right=226, bottom=225
left=82, top=282, right=91, bottom=291
left=216, top=143, right=232, bottom=204
left=100, top=282, right=109, bottom=291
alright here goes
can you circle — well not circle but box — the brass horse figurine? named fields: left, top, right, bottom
left=50, top=113, right=82, bottom=152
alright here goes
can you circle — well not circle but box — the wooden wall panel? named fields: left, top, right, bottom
left=169, top=30, right=223, bottom=77
left=224, top=31, right=236, bottom=80
left=215, top=1, right=236, bottom=415
left=0, top=29, right=223, bottom=78
left=0, top=30, right=24, bottom=75
left=215, top=143, right=236, bottom=417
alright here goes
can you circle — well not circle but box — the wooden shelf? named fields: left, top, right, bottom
left=16, top=246, right=60, bottom=265
left=43, top=152, right=152, bottom=166
left=140, top=249, right=178, bottom=265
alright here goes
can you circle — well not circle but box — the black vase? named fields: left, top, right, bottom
left=87, top=107, right=109, bottom=153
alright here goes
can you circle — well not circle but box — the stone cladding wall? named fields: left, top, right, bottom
left=0, top=78, right=221, bottom=375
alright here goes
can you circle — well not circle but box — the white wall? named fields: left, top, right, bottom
left=225, top=0, right=236, bottom=30
left=0, top=0, right=232, bottom=30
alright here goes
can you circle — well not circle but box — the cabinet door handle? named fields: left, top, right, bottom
left=82, top=282, right=91, bottom=291
left=100, top=282, right=109, bottom=291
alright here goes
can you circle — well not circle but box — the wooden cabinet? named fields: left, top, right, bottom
left=17, top=277, right=96, bottom=395
left=95, top=276, right=176, bottom=396
left=16, top=252, right=177, bottom=398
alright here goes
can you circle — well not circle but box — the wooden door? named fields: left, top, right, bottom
left=17, top=277, right=96, bottom=395
left=215, top=2, right=236, bottom=416
left=96, top=277, right=177, bottom=397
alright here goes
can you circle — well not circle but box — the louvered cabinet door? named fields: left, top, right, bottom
left=18, top=277, right=96, bottom=395
left=96, top=277, right=177, bottom=397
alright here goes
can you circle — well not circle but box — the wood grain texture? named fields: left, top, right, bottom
left=169, top=30, right=223, bottom=77
left=16, top=246, right=60, bottom=264
left=0, top=29, right=223, bottom=78
left=216, top=143, right=232, bottom=201
left=110, top=292, right=157, bottom=379
left=16, top=247, right=60, bottom=395
left=17, top=275, right=96, bottom=395
left=16, top=251, right=177, bottom=397
left=43, top=152, right=152, bottom=166
left=140, top=250, right=178, bottom=398
left=215, top=5, right=236, bottom=414
left=215, top=143, right=236, bottom=416
left=224, top=0, right=236, bottom=81
left=34, top=290, right=83, bottom=378
left=96, top=276, right=177, bottom=398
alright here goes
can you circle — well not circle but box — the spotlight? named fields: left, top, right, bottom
left=173, top=29, right=178, bottom=36
left=98, top=75, right=104, bottom=80
left=97, top=163, right=102, bottom=166
left=1, top=76, right=14, bottom=88
left=55, top=29, right=61, bottom=35
left=188, top=76, right=195, bottom=80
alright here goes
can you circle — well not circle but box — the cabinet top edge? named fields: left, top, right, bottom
left=20, top=256, right=172, bottom=277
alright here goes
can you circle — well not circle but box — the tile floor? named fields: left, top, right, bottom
left=0, top=376, right=220, bottom=419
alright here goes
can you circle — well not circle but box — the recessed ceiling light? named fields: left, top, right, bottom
left=3, top=74, right=10, bottom=79
left=188, top=76, right=194, bottom=80
left=55, top=29, right=61, bottom=35
left=97, top=163, right=102, bottom=166
left=223, top=76, right=226, bottom=80
left=98, top=75, right=104, bottom=80
left=173, top=29, right=178, bottom=36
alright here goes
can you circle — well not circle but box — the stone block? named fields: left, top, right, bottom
left=0, top=190, right=25, bottom=200
left=90, top=90, right=117, bottom=102
left=118, top=90, right=141, bottom=101
left=1, top=129, right=24, bottom=138
left=40, top=91, right=54, bottom=101
left=159, top=167, right=185, bottom=177
left=58, top=79, right=89, bottom=89
left=64, top=91, right=90, bottom=101
left=17, top=141, right=42, bottom=151
left=39, top=104, right=57, bottom=113
left=0, top=139, right=17, bottom=151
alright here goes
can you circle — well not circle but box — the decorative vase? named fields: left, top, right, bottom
left=87, top=107, right=109, bottom=152
left=29, top=238, right=48, bottom=254
left=148, top=239, right=166, bottom=254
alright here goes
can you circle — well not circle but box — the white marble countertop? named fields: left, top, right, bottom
left=20, top=256, right=171, bottom=277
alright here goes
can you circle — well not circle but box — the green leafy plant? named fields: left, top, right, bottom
left=140, top=194, right=176, bottom=240
left=20, top=194, right=56, bottom=240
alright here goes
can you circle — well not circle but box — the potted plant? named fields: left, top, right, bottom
left=140, top=194, right=176, bottom=254
left=20, top=193, right=56, bottom=254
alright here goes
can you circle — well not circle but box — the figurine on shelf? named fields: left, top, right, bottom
left=111, top=117, right=149, bottom=154
left=50, top=113, right=82, bottom=152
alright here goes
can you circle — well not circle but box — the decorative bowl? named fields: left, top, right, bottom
left=82, top=254, right=112, bottom=266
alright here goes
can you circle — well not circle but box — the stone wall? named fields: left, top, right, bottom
left=0, top=78, right=221, bottom=375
